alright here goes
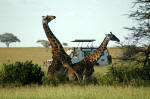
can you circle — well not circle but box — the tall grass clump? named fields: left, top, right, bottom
left=0, top=61, right=44, bottom=86
left=87, top=72, right=113, bottom=86
left=42, top=73, right=68, bottom=86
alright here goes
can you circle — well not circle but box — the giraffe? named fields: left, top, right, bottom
left=72, top=32, right=120, bottom=80
left=42, top=15, right=79, bottom=80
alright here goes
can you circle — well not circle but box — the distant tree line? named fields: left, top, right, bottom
left=0, top=32, right=69, bottom=48
left=36, top=40, right=68, bottom=48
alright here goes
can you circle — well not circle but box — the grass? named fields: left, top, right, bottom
left=0, top=47, right=150, bottom=99
left=0, top=85, right=149, bottom=99
left=0, top=47, right=52, bottom=65
left=0, top=47, right=123, bottom=65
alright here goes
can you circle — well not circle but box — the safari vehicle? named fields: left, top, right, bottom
left=67, top=39, right=112, bottom=66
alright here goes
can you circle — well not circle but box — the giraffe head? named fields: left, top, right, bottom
left=106, top=32, right=120, bottom=42
left=42, top=15, right=56, bottom=24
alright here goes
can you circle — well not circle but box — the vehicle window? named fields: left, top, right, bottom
left=84, top=51, right=91, bottom=56
left=101, top=59, right=105, bottom=61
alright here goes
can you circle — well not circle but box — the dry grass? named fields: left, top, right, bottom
left=0, top=47, right=123, bottom=65
left=0, top=47, right=52, bottom=65
left=108, top=47, right=123, bottom=58
left=0, top=47, right=111, bottom=73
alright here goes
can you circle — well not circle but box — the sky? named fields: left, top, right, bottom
left=0, top=0, right=134, bottom=47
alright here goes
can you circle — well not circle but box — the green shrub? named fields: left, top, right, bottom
left=143, top=59, right=150, bottom=80
left=107, top=62, right=150, bottom=86
left=0, top=61, right=44, bottom=86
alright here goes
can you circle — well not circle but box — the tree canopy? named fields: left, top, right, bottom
left=62, top=42, right=68, bottom=46
left=125, top=0, right=150, bottom=46
left=124, top=0, right=150, bottom=65
left=0, top=33, right=20, bottom=47
left=36, top=40, right=50, bottom=48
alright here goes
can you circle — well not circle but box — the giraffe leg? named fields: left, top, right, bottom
left=82, top=75, right=86, bottom=81
left=47, top=61, right=56, bottom=75
left=68, top=67, right=80, bottom=81
left=82, top=68, right=87, bottom=81
left=62, top=63, right=80, bottom=81
left=47, top=60, right=65, bottom=76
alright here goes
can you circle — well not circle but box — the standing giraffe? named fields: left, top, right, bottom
left=72, top=32, right=120, bottom=80
left=42, top=15, right=79, bottom=80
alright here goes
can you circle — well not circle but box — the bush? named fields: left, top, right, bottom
left=0, top=61, right=44, bottom=86
left=89, top=73, right=114, bottom=85
left=42, top=60, right=150, bottom=86
left=120, top=45, right=140, bottom=59
left=143, top=59, right=150, bottom=80
left=107, top=62, right=150, bottom=86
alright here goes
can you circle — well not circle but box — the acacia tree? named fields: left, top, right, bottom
left=0, top=33, right=20, bottom=48
left=62, top=42, right=68, bottom=47
left=125, top=0, right=150, bottom=65
left=36, top=40, right=50, bottom=48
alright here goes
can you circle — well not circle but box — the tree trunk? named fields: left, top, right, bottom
left=144, top=45, right=150, bottom=67
left=5, top=42, right=9, bottom=48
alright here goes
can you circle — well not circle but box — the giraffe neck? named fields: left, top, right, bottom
left=88, top=36, right=110, bottom=63
left=42, top=22, right=65, bottom=52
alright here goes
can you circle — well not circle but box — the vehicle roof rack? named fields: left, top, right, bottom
left=71, top=39, right=96, bottom=42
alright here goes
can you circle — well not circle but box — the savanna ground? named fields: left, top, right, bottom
left=0, top=47, right=150, bottom=99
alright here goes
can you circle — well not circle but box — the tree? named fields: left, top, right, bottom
left=124, top=0, right=150, bottom=65
left=125, top=0, right=150, bottom=44
left=0, top=33, right=20, bottom=48
left=36, top=40, right=50, bottom=48
left=62, top=42, right=68, bottom=47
